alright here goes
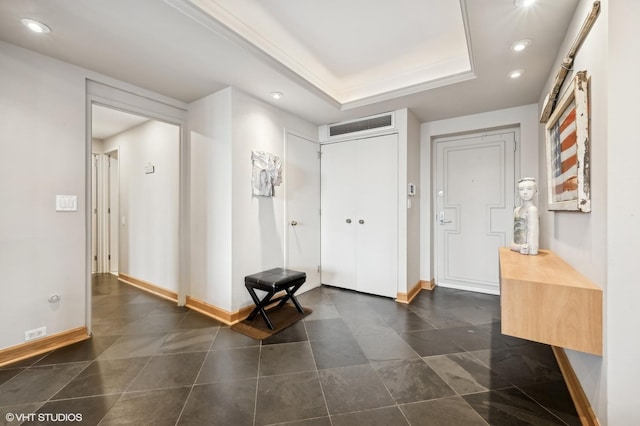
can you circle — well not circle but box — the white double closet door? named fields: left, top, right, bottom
left=321, top=133, right=398, bottom=298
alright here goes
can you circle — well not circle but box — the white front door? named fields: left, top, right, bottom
left=434, top=130, right=517, bottom=295
left=285, top=132, right=321, bottom=291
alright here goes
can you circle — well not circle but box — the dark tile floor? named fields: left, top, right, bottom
left=0, top=274, right=580, bottom=425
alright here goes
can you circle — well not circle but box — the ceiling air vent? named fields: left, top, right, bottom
left=328, top=112, right=394, bottom=138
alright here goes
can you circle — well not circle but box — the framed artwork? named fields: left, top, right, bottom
left=251, top=150, right=282, bottom=197
left=545, top=70, right=591, bottom=212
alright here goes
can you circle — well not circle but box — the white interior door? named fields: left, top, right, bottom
left=285, top=132, right=321, bottom=291
left=355, top=134, right=398, bottom=298
left=320, top=140, right=357, bottom=290
left=107, top=151, right=119, bottom=275
left=91, top=154, right=99, bottom=273
left=435, top=131, right=516, bottom=295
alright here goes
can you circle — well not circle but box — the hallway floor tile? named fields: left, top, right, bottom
left=0, top=274, right=580, bottom=425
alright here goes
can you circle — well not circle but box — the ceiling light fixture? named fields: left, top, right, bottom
left=270, top=91, right=284, bottom=100
left=21, top=18, right=51, bottom=33
left=511, top=39, right=532, bottom=52
left=514, top=0, right=536, bottom=7
left=508, top=69, right=525, bottom=79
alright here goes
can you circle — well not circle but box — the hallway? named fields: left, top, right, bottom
left=0, top=274, right=579, bottom=425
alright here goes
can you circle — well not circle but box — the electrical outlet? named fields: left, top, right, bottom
left=24, top=326, right=47, bottom=342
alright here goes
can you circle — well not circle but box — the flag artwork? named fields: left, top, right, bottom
left=545, top=70, right=590, bottom=212
left=549, top=103, right=578, bottom=202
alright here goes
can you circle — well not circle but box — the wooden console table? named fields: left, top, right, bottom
left=499, top=248, right=602, bottom=356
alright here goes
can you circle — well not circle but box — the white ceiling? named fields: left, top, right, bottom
left=0, top=0, right=579, bottom=134
left=191, top=0, right=474, bottom=104
left=91, top=105, right=149, bottom=140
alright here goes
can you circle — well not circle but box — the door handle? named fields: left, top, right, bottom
left=290, top=220, right=298, bottom=226
left=439, top=211, right=452, bottom=224
left=359, top=219, right=365, bottom=224
left=346, top=219, right=352, bottom=224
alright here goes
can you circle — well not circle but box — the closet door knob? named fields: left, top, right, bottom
left=346, top=219, right=352, bottom=224
left=290, top=220, right=298, bottom=226
left=359, top=219, right=365, bottom=224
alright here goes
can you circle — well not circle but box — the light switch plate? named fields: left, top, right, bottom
left=56, top=195, right=77, bottom=212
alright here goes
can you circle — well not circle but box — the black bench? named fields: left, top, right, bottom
left=244, top=268, right=306, bottom=330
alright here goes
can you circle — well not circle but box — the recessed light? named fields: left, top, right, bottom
left=508, top=69, right=525, bottom=79
left=511, top=39, right=532, bottom=52
left=21, top=18, right=51, bottom=34
left=514, top=0, right=536, bottom=7
left=270, top=91, right=284, bottom=100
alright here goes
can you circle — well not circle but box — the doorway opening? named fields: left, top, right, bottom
left=89, top=101, right=184, bottom=332
left=91, top=105, right=147, bottom=275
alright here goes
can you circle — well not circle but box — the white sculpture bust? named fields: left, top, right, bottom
left=510, top=177, right=539, bottom=255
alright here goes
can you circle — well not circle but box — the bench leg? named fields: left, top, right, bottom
left=276, top=282, right=305, bottom=314
left=245, top=286, right=276, bottom=330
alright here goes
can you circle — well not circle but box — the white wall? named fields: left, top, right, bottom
left=398, top=110, right=422, bottom=291
left=539, top=0, right=639, bottom=423
left=189, top=88, right=233, bottom=310
left=230, top=90, right=286, bottom=310
left=102, top=121, right=180, bottom=293
left=536, top=0, right=608, bottom=420
left=0, top=40, right=189, bottom=353
left=420, top=104, right=539, bottom=281
left=607, top=2, right=640, bottom=422
left=0, top=42, right=86, bottom=349
left=231, top=89, right=319, bottom=310
left=188, top=87, right=318, bottom=312
left=92, top=138, right=105, bottom=154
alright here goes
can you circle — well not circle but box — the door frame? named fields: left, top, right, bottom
left=86, top=80, right=188, bottom=333
left=432, top=127, right=520, bottom=294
